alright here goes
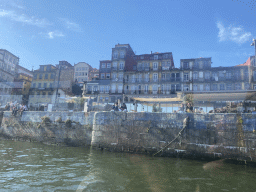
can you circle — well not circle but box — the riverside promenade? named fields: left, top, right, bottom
left=1, top=111, right=256, bottom=162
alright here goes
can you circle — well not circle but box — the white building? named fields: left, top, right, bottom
left=74, top=62, right=93, bottom=85
left=0, top=49, right=20, bottom=105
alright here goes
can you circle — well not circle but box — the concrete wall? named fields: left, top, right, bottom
left=92, top=112, right=256, bottom=161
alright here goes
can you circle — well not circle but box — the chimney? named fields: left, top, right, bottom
left=151, top=51, right=152, bottom=54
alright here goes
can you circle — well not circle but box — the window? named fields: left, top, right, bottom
left=194, top=62, right=199, bottom=69
left=46, top=66, right=51, bottom=71
left=45, top=74, right=48, bottom=79
left=118, top=73, right=123, bottom=81
left=120, top=51, right=125, bottom=58
left=184, top=85, right=189, bottom=91
left=153, top=73, right=158, bottom=82
left=38, top=83, right=41, bottom=88
left=235, top=83, right=241, bottom=90
left=107, top=63, right=111, bottom=68
left=212, top=84, right=218, bottom=91
left=82, top=67, right=85, bottom=71
left=101, top=63, right=106, bottom=68
left=50, top=83, right=53, bottom=88
left=118, top=84, right=122, bottom=93
left=105, top=97, right=109, bottom=102
left=39, top=74, right=43, bottom=79
left=101, top=73, right=105, bottom=79
left=93, top=86, right=98, bottom=92
left=219, top=71, right=225, bottom=79
left=184, top=73, right=189, bottom=81
left=111, top=84, right=116, bottom=93
left=153, top=85, right=158, bottom=93
left=44, top=83, right=47, bottom=88
left=212, top=72, right=218, bottom=81
left=206, top=84, right=210, bottom=91
left=162, top=73, right=166, bottom=80
left=50, top=74, right=55, bottom=79
left=193, top=72, right=198, bottom=79
left=100, top=86, right=104, bottom=93
left=154, top=55, right=158, bottom=60
left=42, top=92, right=46, bottom=98
left=226, top=84, right=232, bottom=90
left=226, top=72, right=232, bottom=79
left=131, top=74, right=135, bottom=82
left=112, top=73, right=117, bottom=80
left=199, top=72, right=203, bottom=78
left=106, top=86, right=110, bottom=92
left=145, top=74, right=149, bottom=82
left=153, top=62, right=158, bottom=70
left=138, top=74, right=142, bottom=82
left=220, top=84, right=225, bottom=90
left=106, top=73, right=110, bottom=79
left=193, top=84, right=198, bottom=91
left=234, top=71, right=241, bottom=80
left=113, top=51, right=118, bottom=59
left=144, top=85, right=149, bottom=92
left=113, top=62, right=117, bottom=70
left=33, top=74, right=37, bottom=80
left=119, top=63, right=124, bottom=70
left=199, top=84, right=203, bottom=91
left=133, top=65, right=136, bottom=70
left=183, top=62, right=189, bottom=69
left=32, top=83, right=36, bottom=88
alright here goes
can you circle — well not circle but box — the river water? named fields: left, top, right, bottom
left=1, top=140, right=256, bottom=192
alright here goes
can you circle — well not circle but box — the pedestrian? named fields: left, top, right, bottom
left=114, top=102, right=119, bottom=111
left=121, top=103, right=127, bottom=112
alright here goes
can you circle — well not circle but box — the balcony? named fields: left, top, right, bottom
left=145, top=67, right=150, bottom=71
left=170, top=77, right=180, bottom=82
left=111, top=67, right=117, bottom=71
left=161, top=78, right=171, bottom=82
left=162, top=67, right=170, bottom=70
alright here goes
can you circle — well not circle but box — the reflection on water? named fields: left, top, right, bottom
left=1, top=140, right=256, bottom=192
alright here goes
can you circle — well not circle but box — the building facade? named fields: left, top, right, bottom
left=74, top=62, right=92, bottom=85
left=83, top=44, right=256, bottom=104
left=0, top=49, right=20, bottom=105
left=14, top=65, right=33, bottom=104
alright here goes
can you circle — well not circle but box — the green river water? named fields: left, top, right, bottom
left=1, top=139, right=256, bottom=192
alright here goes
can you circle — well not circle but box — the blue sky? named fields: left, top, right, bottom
left=0, top=0, right=256, bottom=70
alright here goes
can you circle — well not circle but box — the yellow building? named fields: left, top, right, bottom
left=29, top=65, right=57, bottom=108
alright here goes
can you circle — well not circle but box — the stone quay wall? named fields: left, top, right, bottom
left=0, top=111, right=94, bottom=146
left=1, top=111, right=256, bottom=162
left=92, top=112, right=256, bottom=161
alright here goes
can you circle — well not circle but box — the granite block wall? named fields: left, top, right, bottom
left=91, top=112, right=256, bottom=161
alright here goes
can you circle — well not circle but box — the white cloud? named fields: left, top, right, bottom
left=0, top=9, right=51, bottom=27
left=217, top=21, right=252, bottom=44
left=47, top=31, right=64, bottom=39
left=60, top=18, right=82, bottom=32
